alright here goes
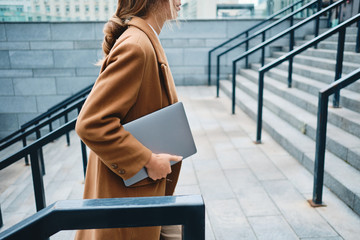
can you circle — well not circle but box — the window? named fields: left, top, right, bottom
left=105, top=6, right=109, bottom=12
left=66, top=5, right=70, bottom=13
left=85, top=5, right=89, bottom=12
left=35, top=5, right=40, bottom=11
left=46, top=5, right=50, bottom=12
left=75, top=5, right=80, bottom=12
left=95, top=5, right=99, bottom=12
left=56, top=6, right=60, bottom=13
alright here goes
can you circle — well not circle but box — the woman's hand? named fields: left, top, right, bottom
left=145, top=153, right=182, bottom=181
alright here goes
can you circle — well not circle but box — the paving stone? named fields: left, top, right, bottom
left=225, top=169, right=280, bottom=217
left=263, top=180, right=339, bottom=238
left=248, top=216, right=298, bottom=240
left=206, top=199, right=256, bottom=240
left=305, top=189, right=360, bottom=240
left=238, top=148, right=286, bottom=181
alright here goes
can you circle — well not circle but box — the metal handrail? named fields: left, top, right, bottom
left=230, top=0, right=346, bottom=114
left=0, top=195, right=205, bottom=240
left=208, top=0, right=306, bottom=86
left=214, top=0, right=317, bottom=97
left=311, top=68, right=360, bottom=206
left=0, top=119, right=77, bottom=212
left=256, top=13, right=360, bottom=143
left=0, top=84, right=92, bottom=144
left=0, top=97, right=86, bottom=151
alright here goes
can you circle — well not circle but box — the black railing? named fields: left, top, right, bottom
left=0, top=84, right=92, bottom=145
left=208, top=0, right=306, bottom=87
left=230, top=0, right=347, bottom=115
left=0, top=119, right=77, bottom=210
left=0, top=195, right=205, bottom=240
left=214, top=0, right=319, bottom=97
left=256, top=13, right=360, bottom=143
left=311, top=68, right=360, bottom=206
left=0, top=84, right=92, bottom=164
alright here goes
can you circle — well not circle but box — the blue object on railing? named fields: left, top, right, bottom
left=0, top=195, right=205, bottom=240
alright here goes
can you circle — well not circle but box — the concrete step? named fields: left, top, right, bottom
left=304, top=33, right=358, bottom=42
left=296, top=40, right=357, bottom=52
left=282, top=47, right=360, bottom=65
left=265, top=56, right=360, bottom=92
left=251, top=63, right=360, bottom=113
left=320, top=27, right=359, bottom=35
left=233, top=71, right=360, bottom=170
left=220, top=79, right=360, bottom=216
left=238, top=68, right=360, bottom=140
left=271, top=51, right=360, bottom=75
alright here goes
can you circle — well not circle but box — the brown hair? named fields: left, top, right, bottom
left=102, top=0, right=175, bottom=58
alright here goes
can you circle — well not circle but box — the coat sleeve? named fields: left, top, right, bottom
left=75, top=40, right=152, bottom=180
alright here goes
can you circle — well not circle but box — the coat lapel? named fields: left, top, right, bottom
left=127, top=17, right=178, bottom=104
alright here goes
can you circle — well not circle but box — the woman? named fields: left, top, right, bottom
left=74, top=0, right=183, bottom=239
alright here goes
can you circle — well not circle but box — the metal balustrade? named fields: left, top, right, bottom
left=0, top=195, right=205, bottom=240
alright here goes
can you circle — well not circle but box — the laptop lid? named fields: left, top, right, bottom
left=123, top=102, right=197, bottom=186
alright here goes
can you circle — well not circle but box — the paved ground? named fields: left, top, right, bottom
left=1, top=86, right=360, bottom=239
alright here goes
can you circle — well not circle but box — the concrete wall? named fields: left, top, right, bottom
left=0, top=19, right=318, bottom=138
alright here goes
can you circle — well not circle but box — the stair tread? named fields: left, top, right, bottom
left=271, top=52, right=360, bottom=69
left=251, top=62, right=360, bottom=102
left=220, top=79, right=360, bottom=195
left=235, top=71, right=360, bottom=150
left=238, top=68, right=360, bottom=127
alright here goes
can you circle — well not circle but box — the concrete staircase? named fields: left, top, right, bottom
left=219, top=27, right=360, bottom=215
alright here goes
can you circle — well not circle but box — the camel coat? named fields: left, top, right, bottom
left=74, top=17, right=182, bottom=240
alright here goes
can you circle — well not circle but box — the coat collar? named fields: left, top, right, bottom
left=127, top=17, right=168, bottom=65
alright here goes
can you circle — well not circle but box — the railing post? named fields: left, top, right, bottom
left=64, top=113, right=70, bottom=146
left=314, top=0, right=322, bottom=49
left=311, top=92, right=329, bottom=206
left=35, top=129, right=46, bottom=175
left=29, top=150, right=46, bottom=212
left=356, top=16, right=360, bottom=53
left=245, top=31, right=249, bottom=68
left=21, top=134, right=29, bottom=166
left=327, top=0, right=334, bottom=27
left=0, top=205, right=3, bottom=228
left=216, top=55, right=221, bottom=98
left=208, top=51, right=212, bottom=86
left=81, top=141, right=88, bottom=178
left=232, top=61, right=236, bottom=114
left=333, top=27, right=345, bottom=107
left=256, top=71, right=265, bottom=144
left=261, top=32, right=266, bottom=66
left=288, top=7, right=295, bottom=88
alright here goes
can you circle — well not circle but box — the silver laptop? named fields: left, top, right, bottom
left=123, top=102, right=197, bottom=186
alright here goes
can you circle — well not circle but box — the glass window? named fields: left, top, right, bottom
left=76, top=5, right=80, bottom=12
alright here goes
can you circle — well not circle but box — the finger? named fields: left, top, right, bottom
left=170, top=155, right=183, bottom=162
